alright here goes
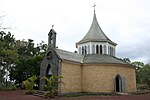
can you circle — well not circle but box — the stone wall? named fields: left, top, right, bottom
left=59, top=61, right=136, bottom=93
left=82, top=64, right=136, bottom=92
left=60, top=61, right=81, bottom=93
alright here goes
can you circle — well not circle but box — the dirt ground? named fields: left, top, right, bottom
left=0, top=90, right=150, bottom=100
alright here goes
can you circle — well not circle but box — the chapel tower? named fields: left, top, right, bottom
left=76, top=7, right=117, bottom=56
left=48, top=27, right=57, bottom=49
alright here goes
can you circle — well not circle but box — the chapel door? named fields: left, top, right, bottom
left=114, top=75, right=122, bottom=92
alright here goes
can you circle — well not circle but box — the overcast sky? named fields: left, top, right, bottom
left=1, top=0, right=150, bottom=63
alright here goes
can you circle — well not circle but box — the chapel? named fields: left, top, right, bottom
left=39, top=8, right=136, bottom=93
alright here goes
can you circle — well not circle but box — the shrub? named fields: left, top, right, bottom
left=22, top=75, right=37, bottom=95
left=0, top=83, right=17, bottom=91
left=42, top=75, right=63, bottom=98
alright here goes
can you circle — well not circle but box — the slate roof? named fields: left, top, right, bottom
left=83, top=54, right=127, bottom=64
left=77, top=12, right=117, bottom=45
left=55, top=49, right=130, bottom=65
left=55, top=49, right=83, bottom=63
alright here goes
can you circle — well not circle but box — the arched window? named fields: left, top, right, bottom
left=82, top=46, right=84, bottom=54
left=88, top=45, right=90, bottom=54
left=85, top=46, right=87, bottom=54
left=79, top=47, right=81, bottom=54
left=92, top=45, right=95, bottom=54
left=104, top=45, right=106, bottom=54
left=100, top=45, right=102, bottom=54
left=110, top=47, right=113, bottom=56
left=109, top=46, right=111, bottom=55
left=96, top=45, right=99, bottom=54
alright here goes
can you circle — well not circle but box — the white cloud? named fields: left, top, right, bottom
left=1, top=0, right=150, bottom=63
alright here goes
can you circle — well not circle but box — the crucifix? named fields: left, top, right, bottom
left=93, top=3, right=96, bottom=12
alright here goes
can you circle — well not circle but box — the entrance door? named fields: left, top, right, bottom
left=115, top=75, right=122, bottom=92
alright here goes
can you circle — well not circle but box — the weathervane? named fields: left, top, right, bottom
left=93, top=3, right=96, bottom=12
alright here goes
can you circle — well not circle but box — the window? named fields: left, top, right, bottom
left=100, top=45, right=102, bottom=54
left=92, top=45, right=95, bottom=54
left=85, top=46, right=87, bottom=54
left=110, top=47, right=112, bottom=56
left=96, top=45, right=99, bottom=54
left=82, top=46, right=84, bottom=54
left=110, top=47, right=114, bottom=56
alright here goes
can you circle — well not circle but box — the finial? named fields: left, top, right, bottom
left=93, top=3, right=96, bottom=12
left=52, top=25, right=54, bottom=29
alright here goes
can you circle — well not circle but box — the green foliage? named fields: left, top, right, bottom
left=132, top=61, right=150, bottom=91
left=10, top=55, right=43, bottom=87
left=42, top=75, right=63, bottom=98
left=9, top=38, right=46, bottom=87
left=0, top=31, right=47, bottom=88
left=123, top=58, right=131, bottom=64
left=0, top=31, right=16, bottom=85
left=132, top=61, right=144, bottom=68
left=0, top=83, right=17, bottom=91
left=132, top=61, right=144, bottom=84
left=23, top=75, right=37, bottom=94
left=139, top=64, right=150, bottom=90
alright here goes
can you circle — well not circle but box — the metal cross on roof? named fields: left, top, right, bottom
left=93, top=3, right=96, bottom=12
left=52, top=25, right=54, bottom=29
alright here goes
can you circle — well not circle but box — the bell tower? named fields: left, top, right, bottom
left=48, top=26, right=57, bottom=49
left=76, top=4, right=117, bottom=56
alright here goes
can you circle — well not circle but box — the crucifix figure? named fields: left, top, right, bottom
left=93, top=3, right=96, bottom=12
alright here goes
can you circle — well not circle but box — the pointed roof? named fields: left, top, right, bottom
left=77, top=12, right=117, bottom=45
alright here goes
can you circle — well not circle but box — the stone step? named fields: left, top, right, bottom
left=33, top=90, right=46, bottom=97
left=117, top=92, right=130, bottom=95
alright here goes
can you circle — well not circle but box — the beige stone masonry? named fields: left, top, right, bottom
left=60, top=61, right=136, bottom=93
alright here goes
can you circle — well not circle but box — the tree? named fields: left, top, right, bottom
left=123, top=58, right=131, bottom=64
left=132, top=61, right=144, bottom=69
left=132, top=61, right=150, bottom=90
left=0, top=30, right=47, bottom=88
left=131, top=61, right=144, bottom=84
left=140, top=64, right=150, bottom=89
left=9, top=39, right=46, bottom=87
left=0, top=31, right=17, bottom=85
